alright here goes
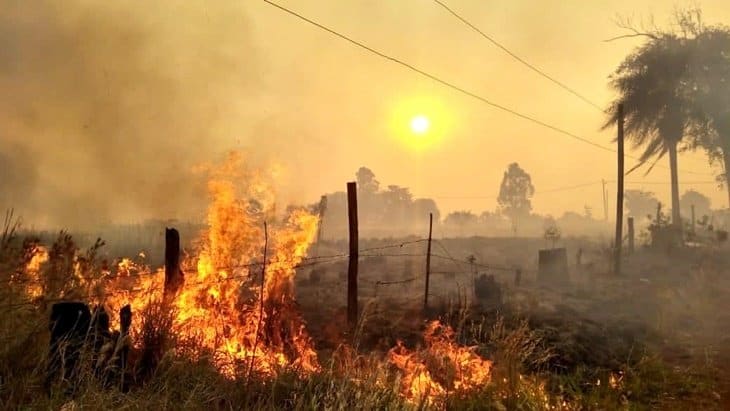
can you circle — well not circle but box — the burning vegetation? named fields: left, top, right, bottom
left=97, top=152, right=323, bottom=378
left=4, top=150, right=729, bottom=410
left=6, top=152, right=497, bottom=408
left=388, top=321, right=492, bottom=403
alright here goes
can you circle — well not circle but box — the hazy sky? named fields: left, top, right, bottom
left=2, top=0, right=730, bottom=227
left=250, top=0, right=730, bottom=218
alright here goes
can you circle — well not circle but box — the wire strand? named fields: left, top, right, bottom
left=262, top=0, right=714, bottom=177
left=432, top=0, right=605, bottom=112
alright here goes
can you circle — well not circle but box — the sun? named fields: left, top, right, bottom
left=410, top=115, right=430, bottom=135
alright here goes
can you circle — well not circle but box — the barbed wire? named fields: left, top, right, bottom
left=1, top=237, right=523, bottom=310
left=5, top=238, right=430, bottom=287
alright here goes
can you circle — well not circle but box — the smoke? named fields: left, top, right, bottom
left=0, top=0, right=257, bottom=228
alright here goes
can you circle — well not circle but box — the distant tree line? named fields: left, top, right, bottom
left=318, top=165, right=612, bottom=239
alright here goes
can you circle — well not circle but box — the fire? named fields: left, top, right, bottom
left=171, top=152, right=320, bottom=377
left=19, top=152, right=495, bottom=398
left=100, top=152, right=319, bottom=377
left=24, top=244, right=49, bottom=299
left=388, top=321, right=492, bottom=404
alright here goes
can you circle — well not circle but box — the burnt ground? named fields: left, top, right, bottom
left=295, top=237, right=730, bottom=408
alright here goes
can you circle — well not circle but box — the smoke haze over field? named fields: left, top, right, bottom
left=0, top=1, right=257, bottom=227
left=2, top=0, right=730, bottom=229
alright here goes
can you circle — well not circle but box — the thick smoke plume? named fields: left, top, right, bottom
left=0, top=1, right=257, bottom=228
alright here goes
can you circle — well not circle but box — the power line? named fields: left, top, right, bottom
left=432, top=0, right=604, bottom=112
left=624, top=180, right=717, bottom=185
left=428, top=181, right=603, bottom=199
left=263, top=1, right=713, bottom=177
left=262, top=2, right=613, bottom=151
left=427, top=178, right=719, bottom=200
left=536, top=181, right=603, bottom=194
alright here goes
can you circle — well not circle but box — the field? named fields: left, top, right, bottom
left=2, top=215, right=729, bottom=410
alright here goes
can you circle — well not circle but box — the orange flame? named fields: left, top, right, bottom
left=24, top=244, right=48, bottom=298
left=388, top=321, right=492, bottom=404
left=103, top=151, right=320, bottom=377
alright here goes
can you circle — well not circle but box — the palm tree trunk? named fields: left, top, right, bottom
left=668, top=142, right=682, bottom=230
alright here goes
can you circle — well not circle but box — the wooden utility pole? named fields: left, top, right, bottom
left=346, top=182, right=359, bottom=328
left=423, top=213, right=433, bottom=313
left=614, top=104, right=625, bottom=275
left=628, top=217, right=635, bottom=254
left=164, top=227, right=183, bottom=299
left=691, top=204, right=696, bottom=236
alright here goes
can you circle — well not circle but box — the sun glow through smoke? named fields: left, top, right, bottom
left=410, top=115, right=430, bottom=135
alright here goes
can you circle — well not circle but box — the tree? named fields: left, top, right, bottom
left=412, top=198, right=440, bottom=224
left=542, top=215, right=561, bottom=248
left=444, top=210, right=478, bottom=235
left=680, top=189, right=711, bottom=220
left=356, top=167, right=380, bottom=195
left=478, top=211, right=505, bottom=230
left=686, top=26, right=730, bottom=208
left=605, top=31, right=699, bottom=230
left=624, top=190, right=660, bottom=220
left=497, top=163, right=535, bottom=234
left=381, top=185, right=413, bottom=224
left=354, top=167, right=382, bottom=225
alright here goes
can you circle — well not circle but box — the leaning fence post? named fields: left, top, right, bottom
left=347, top=182, right=359, bottom=328
left=118, top=304, right=132, bottom=389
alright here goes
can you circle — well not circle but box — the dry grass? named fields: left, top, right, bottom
left=1, top=225, right=726, bottom=410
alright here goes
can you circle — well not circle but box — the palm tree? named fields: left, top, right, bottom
left=687, top=28, right=730, bottom=209
left=605, top=34, right=698, bottom=229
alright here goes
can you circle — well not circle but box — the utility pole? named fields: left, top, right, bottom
left=423, top=213, right=433, bottom=314
left=346, top=182, right=359, bottom=329
left=614, top=104, right=625, bottom=276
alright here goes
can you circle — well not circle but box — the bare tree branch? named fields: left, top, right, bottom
left=605, top=13, right=661, bottom=42
left=604, top=33, right=658, bottom=43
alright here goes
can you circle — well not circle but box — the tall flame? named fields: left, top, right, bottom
left=24, top=244, right=49, bottom=299
left=104, top=151, right=320, bottom=377
left=21, top=152, right=496, bottom=400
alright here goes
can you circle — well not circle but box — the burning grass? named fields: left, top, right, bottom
left=0, top=153, right=501, bottom=409
left=1, top=153, right=727, bottom=409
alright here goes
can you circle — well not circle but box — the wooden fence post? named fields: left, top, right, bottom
left=424, top=213, right=433, bottom=313
left=118, top=304, right=132, bottom=389
left=614, top=103, right=625, bottom=275
left=347, top=182, right=359, bottom=328
left=164, top=228, right=183, bottom=299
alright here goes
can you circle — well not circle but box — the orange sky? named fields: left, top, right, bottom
left=2, top=1, right=730, bottom=227
left=243, top=0, right=730, bottom=218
